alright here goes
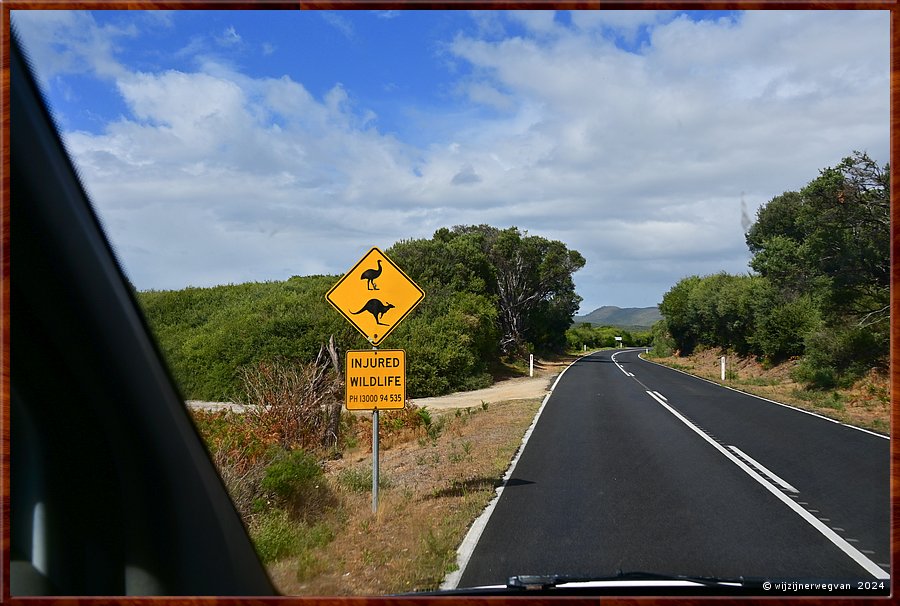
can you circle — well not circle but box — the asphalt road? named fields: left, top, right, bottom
left=455, top=349, right=890, bottom=589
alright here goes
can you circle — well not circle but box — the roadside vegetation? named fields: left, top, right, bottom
left=139, top=224, right=583, bottom=401
left=565, top=323, right=652, bottom=351
left=648, top=348, right=889, bottom=434
left=648, top=152, right=889, bottom=431
left=136, top=224, right=582, bottom=593
left=189, top=349, right=544, bottom=594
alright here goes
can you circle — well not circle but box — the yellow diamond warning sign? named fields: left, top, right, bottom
left=345, top=349, right=406, bottom=410
left=326, top=247, right=425, bottom=346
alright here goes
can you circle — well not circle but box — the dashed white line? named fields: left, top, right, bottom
left=611, top=350, right=636, bottom=377
left=726, top=445, right=799, bottom=493
left=645, top=390, right=889, bottom=580
left=637, top=354, right=888, bottom=439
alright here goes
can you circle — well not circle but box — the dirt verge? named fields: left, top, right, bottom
left=267, top=397, right=544, bottom=595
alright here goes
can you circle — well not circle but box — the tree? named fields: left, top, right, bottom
left=746, top=151, right=889, bottom=383
left=747, top=151, right=889, bottom=326
left=658, top=275, right=702, bottom=354
left=658, top=152, right=888, bottom=383
left=452, top=225, right=585, bottom=355
left=390, top=225, right=585, bottom=356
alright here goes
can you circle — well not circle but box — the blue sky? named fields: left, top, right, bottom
left=11, top=9, right=890, bottom=311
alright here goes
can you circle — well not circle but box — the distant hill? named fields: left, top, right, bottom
left=573, top=305, right=662, bottom=329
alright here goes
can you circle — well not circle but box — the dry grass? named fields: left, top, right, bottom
left=649, top=349, right=889, bottom=434
left=266, top=398, right=543, bottom=596
left=239, top=354, right=343, bottom=453
left=192, top=349, right=550, bottom=595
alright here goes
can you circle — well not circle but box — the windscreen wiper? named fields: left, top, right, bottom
left=506, top=571, right=753, bottom=590
left=411, top=572, right=887, bottom=596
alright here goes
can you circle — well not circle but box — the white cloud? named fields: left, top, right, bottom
left=217, top=25, right=242, bottom=46
left=11, top=10, right=132, bottom=84
left=507, top=10, right=560, bottom=35
left=15, top=10, right=889, bottom=310
left=451, top=164, right=482, bottom=186
left=321, top=12, right=354, bottom=39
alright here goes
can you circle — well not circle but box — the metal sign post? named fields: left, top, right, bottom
left=372, top=407, right=379, bottom=513
left=372, top=344, right=380, bottom=514
left=326, top=247, right=425, bottom=516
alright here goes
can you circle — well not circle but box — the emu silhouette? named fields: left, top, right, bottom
left=351, top=299, right=395, bottom=326
left=360, top=260, right=383, bottom=290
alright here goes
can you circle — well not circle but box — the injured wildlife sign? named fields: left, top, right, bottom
left=345, top=349, right=406, bottom=410
left=325, top=247, right=425, bottom=347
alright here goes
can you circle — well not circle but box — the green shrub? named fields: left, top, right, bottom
left=260, top=449, right=324, bottom=505
left=752, top=295, right=821, bottom=362
left=649, top=319, right=676, bottom=357
left=251, top=509, right=305, bottom=563
left=416, top=407, right=433, bottom=429
left=250, top=509, right=335, bottom=565
left=793, top=324, right=886, bottom=388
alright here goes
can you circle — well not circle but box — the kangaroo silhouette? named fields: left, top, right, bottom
left=351, top=299, right=395, bottom=326
left=360, top=260, right=383, bottom=290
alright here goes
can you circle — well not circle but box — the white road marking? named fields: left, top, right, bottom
left=637, top=354, right=888, bottom=440
left=645, top=390, right=889, bottom=580
left=726, top=445, right=799, bottom=493
left=611, top=350, right=636, bottom=377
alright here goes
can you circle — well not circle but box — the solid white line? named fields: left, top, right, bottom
left=637, top=354, right=889, bottom=440
left=840, top=424, right=890, bottom=439
left=727, top=445, right=799, bottom=493
left=645, top=390, right=889, bottom=580
left=441, top=353, right=586, bottom=590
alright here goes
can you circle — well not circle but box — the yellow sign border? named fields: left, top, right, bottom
left=325, top=247, right=425, bottom=346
